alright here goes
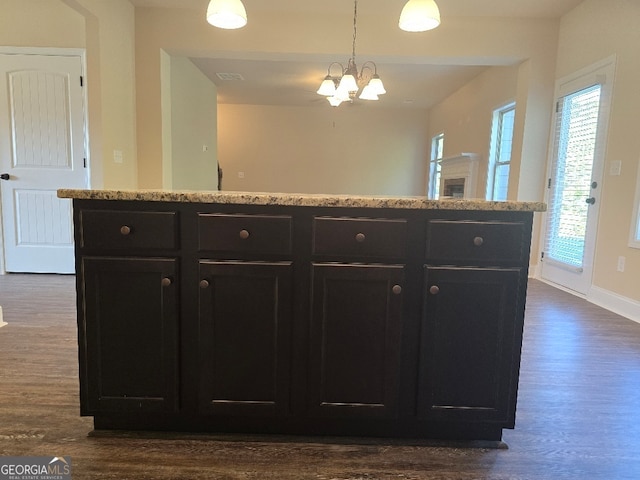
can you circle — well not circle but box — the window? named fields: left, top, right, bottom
left=631, top=165, right=640, bottom=249
left=428, top=133, right=444, bottom=199
left=486, top=103, right=515, bottom=201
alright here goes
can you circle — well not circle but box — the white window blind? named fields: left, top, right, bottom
left=545, top=85, right=602, bottom=269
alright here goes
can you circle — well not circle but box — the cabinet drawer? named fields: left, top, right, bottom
left=313, top=217, right=407, bottom=258
left=80, top=210, right=178, bottom=250
left=198, top=214, right=292, bottom=255
left=426, top=220, right=525, bottom=264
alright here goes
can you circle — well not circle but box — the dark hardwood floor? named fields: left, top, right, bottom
left=1, top=274, right=639, bottom=479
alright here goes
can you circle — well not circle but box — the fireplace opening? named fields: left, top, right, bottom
left=443, top=177, right=466, bottom=198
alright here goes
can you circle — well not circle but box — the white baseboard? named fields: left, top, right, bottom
left=588, top=286, right=640, bottom=325
left=0, top=306, right=6, bottom=328
left=530, top=265, right=640, bottom=325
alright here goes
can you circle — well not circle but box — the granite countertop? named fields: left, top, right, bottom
left=57, top=189, right=546, bottom=212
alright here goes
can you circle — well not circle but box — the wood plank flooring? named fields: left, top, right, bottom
left=1, top=274, right=639, bottom=479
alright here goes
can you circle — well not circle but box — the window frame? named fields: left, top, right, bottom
left=486, top=102, right=516, bottom=201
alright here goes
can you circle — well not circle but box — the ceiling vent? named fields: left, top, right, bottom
left=216, top=72, right=245, bottom=81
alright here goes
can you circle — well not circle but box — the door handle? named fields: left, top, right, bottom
left=0, top=173, right=9, bottom=181
left=585, top=197, right=596, bottom=205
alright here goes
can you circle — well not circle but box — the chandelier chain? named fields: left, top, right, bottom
left=351, top=0, right=358, bottom=63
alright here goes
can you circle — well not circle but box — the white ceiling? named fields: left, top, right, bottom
left=129, top=0, right=585, bottom=109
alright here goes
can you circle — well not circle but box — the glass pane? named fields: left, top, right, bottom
left=428, top=134, right=444, bottom=199
left=498, top=108, right=515, bottom=163
left=487, top=104, right=515, bottom=200
left=493, top=163, right=510, bottom=201
left=545, top=85, right=601, bottom=268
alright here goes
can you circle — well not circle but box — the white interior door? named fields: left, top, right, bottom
left=0, top=52, right=87, bottom=273
left=540, top=58, right=615, bottom=295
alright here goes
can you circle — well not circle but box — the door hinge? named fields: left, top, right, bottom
left=83, top=158, right=87, bottom=168
left=541, top=251, right=545, bottom=260
left=80, top=76, right=84, bottom=87
left=548, top=178, right=552, bottom=189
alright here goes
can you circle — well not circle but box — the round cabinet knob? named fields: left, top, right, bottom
left=429, top=285, right=440, bottom=295
left=392, top=284, right=402, bottom=295
left=161, top=277, right=172, bottom=287
left=473, top=236, right=484, bottom=246
left=0, top=173, right=10, bottom=181
left=120, top=225, right=132, bottom=236
left=199, top=279, right=210, bottom=289
left=239, top=229, right=250, bottom=240
left=355, top=233, right=366, bottom=243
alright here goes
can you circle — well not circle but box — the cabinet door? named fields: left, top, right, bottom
left=80, top=257, right=179, bottom=414
left=198, top=261, right=293, bottom=416
left=309, top=263, right=404, bottom=418
left=419, top=266, right=523, bottom=424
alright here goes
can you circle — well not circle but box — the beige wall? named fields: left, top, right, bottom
left=165, top=56, right=218, bottom=190
left=0, top=0, right=85, bottom=47
left=555, top=0, right=640, bottom=302
left=134, top=7, right=561, bottom=191
left=428, top=65, right=519, bottom=198
left=218, top=105, right=429, bottom=195
left=63, top=0, right=138, bottom=189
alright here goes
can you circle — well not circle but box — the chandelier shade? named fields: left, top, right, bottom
left=206, top=0, right=247, bottom=29
left=399, top=0, right=441, bottom=32
left=367, top=75, right=386, bottom=95
left=317, top=75, right=337, bottom=96
left=359, top=85, right=379, bottom=101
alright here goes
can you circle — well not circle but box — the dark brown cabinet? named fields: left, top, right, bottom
left=309, top=263, right=404, bottom=418
left=419, top=218, right=530, bottom=427
left=79, top=257, right=179, bottom=414
left=197, top=260, right=293, bottom=416
left=71, top=199, right=534, bottom=442
left=419, top=266, right=522, bottom=424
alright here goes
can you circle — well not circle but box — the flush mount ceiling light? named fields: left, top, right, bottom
left=399, top=0, right=441, bottom=32
left=316, top=0, right=386, bottom=107
left=206, top=0, right=247, bottom=29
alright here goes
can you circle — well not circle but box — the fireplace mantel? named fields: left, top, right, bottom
left=440, top=153, right=480, bottom=199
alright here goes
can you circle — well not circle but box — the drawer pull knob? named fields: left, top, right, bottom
left=392, top=284, right=402, bottom=295
left=161, top=277, right=172, bottom=287
left=199, top=279, right=210, bottom=289
left=355, top=233, right=366, bottom=243
left=429, top=285, right=440, bottom=295
left=120, top=225, right=132, bottom=236
left=239, top=229, right=250, bottom=240
left=473, top=236, right=484, bottom=246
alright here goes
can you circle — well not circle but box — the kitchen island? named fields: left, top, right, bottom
left=58, top=189, right=545, bottom=443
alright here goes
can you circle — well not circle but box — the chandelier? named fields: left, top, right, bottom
left=316, top=0, right=386, bottom=107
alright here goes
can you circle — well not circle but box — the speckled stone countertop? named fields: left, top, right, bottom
left=57, top=189, right=546, bottom=212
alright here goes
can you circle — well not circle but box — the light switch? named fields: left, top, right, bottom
left=238, top=171, right=245, bottom=179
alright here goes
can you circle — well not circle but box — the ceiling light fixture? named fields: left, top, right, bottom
left=316, top=0, right=386, bottom=107
left=399, top=0, right=441, bottom=32
left=206, top=0, right=247, bottom=30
